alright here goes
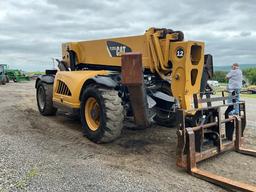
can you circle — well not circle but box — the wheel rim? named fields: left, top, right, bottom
left=85, top=97, right=100, bottom=131
left=38, top=86, right=46, bottom=110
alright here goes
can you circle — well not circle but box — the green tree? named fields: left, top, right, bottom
left=213, top=71, right=227, bottom=83
left=243, top=68, right=256, bottom=85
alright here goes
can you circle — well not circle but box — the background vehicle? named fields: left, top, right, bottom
left=0, top=64, right=8, bottom=85
left=207, top=80, right=219, bottom=87
left=6, top=69, right=30, bottom=82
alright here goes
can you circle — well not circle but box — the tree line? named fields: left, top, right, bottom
left=213, top=68, right=256, bottom=85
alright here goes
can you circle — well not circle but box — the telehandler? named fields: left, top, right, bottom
left=36, top=27, right=256, bottom=191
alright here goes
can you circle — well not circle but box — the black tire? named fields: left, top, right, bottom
left=6, top=76, right=9, bottom=83
left=153, top=82, right=177, bottom=127
left=2, top=78, right=6, bottom=85
left=36, top=82, right=57, bottom=116
left=80, top=85, right=124, bottom=143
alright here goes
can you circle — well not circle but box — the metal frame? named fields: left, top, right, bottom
left=177, top=94, right=256, bottom=191
left=121, top=53, right=150, bottom=128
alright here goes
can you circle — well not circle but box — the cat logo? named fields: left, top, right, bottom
left=106, top=41, right=132, bottom=57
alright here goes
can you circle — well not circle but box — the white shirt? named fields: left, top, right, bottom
left=226, top=68, right=243, bottom=90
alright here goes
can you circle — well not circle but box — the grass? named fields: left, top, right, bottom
left=27, top=71, right=45, bottom=76
left=215, top=91, right=256, bottom=99
left=15, top=167, right=38, bottom=190
left=0, top=166, right=38, bottom=191
left=240, top=93, right=256, bottom=99
left=213, top=83, right=256, bottom=99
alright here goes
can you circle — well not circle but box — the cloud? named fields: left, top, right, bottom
left=0, top=0, right=255, bottom=71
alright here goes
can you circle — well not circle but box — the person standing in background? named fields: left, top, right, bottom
left=226, top=63, right=243, bottom=115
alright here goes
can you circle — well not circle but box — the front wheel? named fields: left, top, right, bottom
left=80, top=85, right=124, bottom=143
left=36, top=82, right=57, bottom=116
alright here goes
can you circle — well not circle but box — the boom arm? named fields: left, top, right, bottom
left=62, top=27, right=205, bottom=110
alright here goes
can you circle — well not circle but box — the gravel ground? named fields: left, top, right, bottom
left=0, top=81, right=255, bottom=192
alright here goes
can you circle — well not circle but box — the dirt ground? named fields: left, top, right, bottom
left=0, top=81, right=256, bottom=192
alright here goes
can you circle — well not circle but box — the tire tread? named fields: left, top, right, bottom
left=37, top=82, right=57, bottom=116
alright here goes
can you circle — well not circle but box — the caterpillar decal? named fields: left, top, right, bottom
left=106, top=41, right=132, bottom=57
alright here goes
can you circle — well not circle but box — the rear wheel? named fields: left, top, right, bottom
left=2, top=78, right=6, bottom=85
left=36, top=82, right=57, bottom=116
left=6, top=76, right=9, bottom=83
left=80, top=85, right=124, bottom=143
left=153, top=82, right=177, bottom=127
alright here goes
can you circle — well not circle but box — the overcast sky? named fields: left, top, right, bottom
left=0, top=0, right=256, bottom=71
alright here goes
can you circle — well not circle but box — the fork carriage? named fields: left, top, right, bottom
left=177, top=92, right=256, bottom=192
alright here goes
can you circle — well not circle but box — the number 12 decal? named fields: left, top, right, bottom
left=176, top=48, right=184, bottom=58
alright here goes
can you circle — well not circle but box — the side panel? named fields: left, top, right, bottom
left=62, top=35, right=150, bottom=69
left=53, top=70, right=109, bottom=109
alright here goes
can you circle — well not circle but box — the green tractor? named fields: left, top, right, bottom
left=6, top=69, right=30, bottom=82
left=0, top=64, right=8, bottom=85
